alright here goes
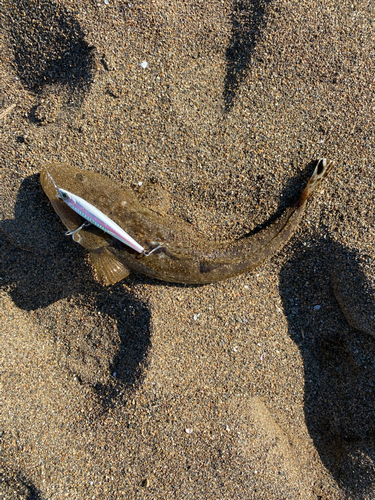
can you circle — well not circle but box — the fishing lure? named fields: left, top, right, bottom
left=48, top=173, right=160, bottom=256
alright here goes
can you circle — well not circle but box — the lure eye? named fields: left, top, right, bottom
left=61, top=192, right=67, bottom=199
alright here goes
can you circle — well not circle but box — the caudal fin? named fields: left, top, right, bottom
left=298, top=158, right=335, bottom=206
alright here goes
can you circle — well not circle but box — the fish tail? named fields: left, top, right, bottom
left=297, top=158, right=335, bottom=206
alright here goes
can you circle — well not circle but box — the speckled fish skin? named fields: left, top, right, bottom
left=40, top=160, right=334, bottom=285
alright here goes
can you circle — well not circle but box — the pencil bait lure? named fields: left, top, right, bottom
left=47, top=173, right=160, bottom=256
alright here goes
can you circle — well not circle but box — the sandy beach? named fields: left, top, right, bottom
left=1, top=0, right=375, bottom=498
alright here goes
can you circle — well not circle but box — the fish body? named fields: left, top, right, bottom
left=40, top=160, right=334, bottom=285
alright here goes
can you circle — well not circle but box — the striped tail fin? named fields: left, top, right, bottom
left=298, top=158, right=335, bottom=206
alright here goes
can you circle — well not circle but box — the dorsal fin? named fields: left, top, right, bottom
left=89, top=247, right=130, bottom=285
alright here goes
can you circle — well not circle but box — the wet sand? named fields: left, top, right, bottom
left=1, top=0, right=374, bottom=498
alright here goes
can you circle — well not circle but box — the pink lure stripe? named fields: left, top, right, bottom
left=58, top=188, right=145, bottom=254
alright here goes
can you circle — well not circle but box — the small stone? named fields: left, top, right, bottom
left=105, top=81, right=122, bottom=98
left=100, top=53, right=117, bottom=71
left=141, top=478, right=150, bottom=487
left=16, top=135, right=29, bottom=144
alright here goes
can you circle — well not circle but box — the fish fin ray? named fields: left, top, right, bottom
left=89, top=248, right=130, bottom=285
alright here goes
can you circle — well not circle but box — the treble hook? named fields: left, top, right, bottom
left=142, top=245, right=163, bottom=257
left=65, top=222, right=90, bottom=237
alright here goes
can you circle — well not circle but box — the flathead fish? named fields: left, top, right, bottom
left=40, top=159, right=334, bottom=285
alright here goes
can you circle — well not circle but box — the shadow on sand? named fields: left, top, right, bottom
left=224, top=0, right=271, bottom=111
left=1, top=175, right=152, bottom=406
left=279, top=237, right=375, bottom=498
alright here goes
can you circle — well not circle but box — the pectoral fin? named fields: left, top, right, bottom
left=89, top=247, right=130, bottom=285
